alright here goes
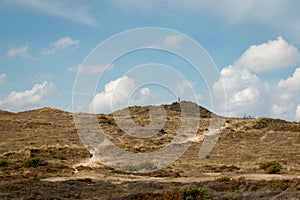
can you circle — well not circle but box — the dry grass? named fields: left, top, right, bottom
left=0, top=102, right=299, bottom=199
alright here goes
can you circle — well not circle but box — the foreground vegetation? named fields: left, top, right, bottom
left=0, top=103, right=299, bottom=199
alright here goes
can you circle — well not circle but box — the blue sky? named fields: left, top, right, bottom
left=0, top=0, right=300, bottom=121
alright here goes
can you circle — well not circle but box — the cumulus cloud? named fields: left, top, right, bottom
left=7, top=44, right=31, bottom=59
left=140, top=87, right=150, bottom=96
left=213, top=65, right=300, bottom=121
left=212, top=36, right=300, bottom=121
left=213, top=65, right=268, bottom=117
left=89, top=76, right=151, bottom=113
left=0, top=74, right=6, bottom=86
left=271, top=102, right=295, bottom=120
left=229, top=87, right=261, bottom=104
left=271, top=67, right=300, bottom=120
left=67, top=64, right=113, bottom=74
left=41, top=36, right=79, bottom=55
left=296, top=104, right=300, bottom=121
left=234, top=37, right=300, bottom=72
left=0, top=82, right=56, bottom=111
left=277, top=68, right=300, bottom=91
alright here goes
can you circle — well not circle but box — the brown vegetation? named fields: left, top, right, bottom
left=0, top=102, right=299, bottom=199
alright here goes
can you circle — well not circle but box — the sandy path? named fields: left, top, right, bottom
left=42, top=157, right=300, bottom=183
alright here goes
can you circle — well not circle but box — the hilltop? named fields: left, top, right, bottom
left=0, top=102, right=299, bottom=199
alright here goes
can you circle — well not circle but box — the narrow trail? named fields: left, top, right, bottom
left=42, top=171, right=300, bottom=184
left=42, top=157, right=300, bottom=184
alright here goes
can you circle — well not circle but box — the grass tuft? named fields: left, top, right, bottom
left=259, top=161, right=282, bottom=174
left=0, top=160, right=9, bottom=167
left=24, top=157, right=45, bottom=168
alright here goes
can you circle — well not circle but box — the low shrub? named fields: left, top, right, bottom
left=55, top=153, right=67, bottom=160
left=0, top=160, right=9, bottom=167
left=140, top=161, right=157, bottom=171
left=259, top=161, right=282, bottom=174
left=181, top=188, right=209, bottom=200
left=271, top=180, right=292, bottom=190
left=107, top=118, right=115, bottom=125
left=127, top=187, right=211, bottom=200
left=123, top=161, right=157, bottom=172
left=24, top=157, right=44, bottom=168
left=217, top=176, right=231, bottom=182
left=123, top=164, right=139, bottom=172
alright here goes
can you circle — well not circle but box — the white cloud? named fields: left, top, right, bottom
left=8, top=0, right=97, bottom=27
left=164, top=35, right=184, bottom=48
left=0, top=74, right=6, bottom=86
left=0, top=82, right=56, bottom=111
left=212, top=65, right=268, bottom=117
left=149, top=34, right=184, bottom=49
left=140, top=87, right=150, bottom=95
left=213, top=65, right=300, bottom=121
left=50, top=36, right=79, bottom=49
left=42, top=36, right=79, bottom=55
left=7, top=44, right=31, bottom=58
left=277, top=68, right=300, bottom=91
left=212, top=36, right=300, bottom=121
left=271, top=67, right=300, bottom=120
left=296, top=104, right=300, bottom=121
left=234, top=37, right=300, bottom=72
left=89, top=76, right=151, bottom=113
left=175, top=80, right=195, bottom=97
left=271, top=102, right=295, bottom=120
left=229, top=87, right=260, bottom=104
left=67, top=64, right=113, bottom=74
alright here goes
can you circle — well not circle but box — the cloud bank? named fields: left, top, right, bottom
left=89, top=76, right=151, bottom=113
left=0, top=82, right=56, bottom=111
left=213, top=37, right=300, bottom=121
left=234, top=37, right=300, bottom=72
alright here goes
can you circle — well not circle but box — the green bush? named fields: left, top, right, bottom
left=271, top=180, right=292, bottom=190
left=123, top=164, right=139, bottom=172
left=24, top=157, right=44, bottom=168
left=123, top=161, right=157, bottom=172
left=0, top=160, right=9, bottom=167
left=55, top=153, right=67, bottom=160
left=140, top=161, right=157, bottom=171
left=107, top=118, right=115, bottom=125
left=217, top=176, right=231, bottom=182
left=259, top=161, right=282, bottom=174
left=180, top=188, right=209, bottom=200
left=130, top=187, right=211, bottom=200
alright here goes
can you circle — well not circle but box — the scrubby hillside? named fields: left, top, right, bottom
left=0, top=102, right=299, bottom=199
